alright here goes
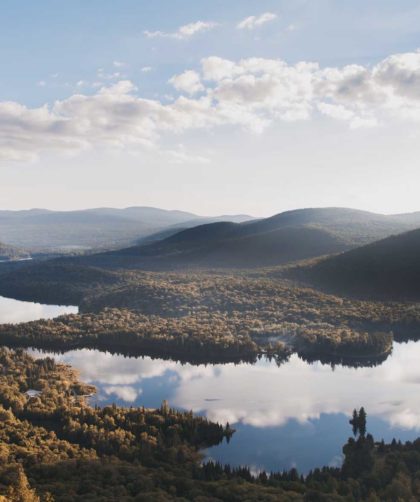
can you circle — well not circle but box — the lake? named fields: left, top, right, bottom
left=0, top=295, right=78, bottom=323
left=2, top=295, right=420, bottom=474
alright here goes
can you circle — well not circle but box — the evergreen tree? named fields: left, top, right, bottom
left=350, top=409, right=359, bottom=436
left=359, top=407, right=367, bottom=437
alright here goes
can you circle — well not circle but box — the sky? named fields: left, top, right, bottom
left=1, top=0, right=420, bottom=216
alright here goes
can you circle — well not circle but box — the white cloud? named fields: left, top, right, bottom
left=165, top=144, right=211, bottom=164
left=113, top=60, right=126, bottom=68
left=374, top=51, right=420, bottom=100
left=3, top=50, right=420, bottom=162
left=349, top=116, right=379, bottom=129
left=237, top=12, right=277, bottom=30
left=317, top=102, right=355, bottom=121
left=97, top=68, right=123, bottom=81
left=104, top=385, right=140, bottom=402
left=202, top=56, right=239, bottom=81
left=169, top=70, right=204, bottom=95
left=141, top=66, right=153, bottom=73
left=144, top=20, right=218, bottom=40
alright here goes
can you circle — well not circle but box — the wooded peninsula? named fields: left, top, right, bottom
left=1, top=264, right=419, bottom=364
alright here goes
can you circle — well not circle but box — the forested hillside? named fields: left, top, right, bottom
left=0, top=242, right=29, bottom=261
left=294, top=228, right=420, bottom=300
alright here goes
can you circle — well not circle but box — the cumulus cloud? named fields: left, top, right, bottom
left=374, top=51, right=420, bottom=100
left=169, top=70, right=204, bottom=95
left=196, top=51, right=420, bottom=129
left=144, top=20, right=218, bottom=40
left=237, top=12, right=277, bottom=30
left=3, top=50, right=420, bottom=161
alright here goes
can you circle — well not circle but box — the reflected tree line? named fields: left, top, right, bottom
left=1, top=264, right=415, bottom=366
left=0, top=349, right=420, bottom=500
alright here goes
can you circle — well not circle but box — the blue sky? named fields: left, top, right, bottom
left=2, top=0, right=419, bottom=104
left=1, top=1, right=420, bottom=215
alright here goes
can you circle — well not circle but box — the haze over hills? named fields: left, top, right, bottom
left=293, top=227, right=420, bottom=301
left=0, top=242, right=29, bottom=261
left=137, top=215, right=257, bottom=245
left=0, top=207, right=254, bottom=251
left=4, top=206, right=420, bottom=274
left=65, top=207, right=420, bottom=270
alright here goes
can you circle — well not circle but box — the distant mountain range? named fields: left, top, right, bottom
left=65, top=207, right=420, bottom=270
left=0, top=207, right=254, bottom=251
left=5, top=206, right=420, bottom=304
left=293, top=227, right=420, bottom=301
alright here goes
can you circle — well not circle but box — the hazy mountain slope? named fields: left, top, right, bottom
left=181, top=226, right=349, bottom=268
left=2, top=206, right=416, bottom=254
left=0, top=242, right=29, bottom=261
left=71, top=218, right=359, bottom=270
left=74, top=207, right=420, bottom=270
left=295, top=228, right=420, bottom=300
left=5, top=207, right=420, bottom=272
left=0, top=208, right=198, bottom=250
left=389, top=211, right=420, bottom=225
left=137, top=215, right=254, bottom=244
left=0, top=208, right=254, bottom=251
left=142, top=207, right=419, bottom=251
left=235, top=207, right=417, bottom=245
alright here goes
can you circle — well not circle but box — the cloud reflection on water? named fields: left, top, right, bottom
left=41, top=341, right=420, bottom=431
left=0, top=296, right=77, bottom=323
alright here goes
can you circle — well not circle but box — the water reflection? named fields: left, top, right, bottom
left=0, top=295, right=78, bottom=323
left=31, top=341, right=420, bottom=473
left=3, top=292, right=420, bottom=473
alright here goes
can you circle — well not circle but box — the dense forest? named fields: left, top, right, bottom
left=0, top=349, right=419, bottom=500
left=2, top=266, right=418, bottom=363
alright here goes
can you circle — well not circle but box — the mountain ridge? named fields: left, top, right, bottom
left=292, top=227, right=420, bottom=300
left=64, top=206, right=420, bottom=270
left=0, top=207, right=255, bottom=251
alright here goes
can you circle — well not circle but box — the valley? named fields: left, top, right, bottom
left=2, top=206, right=420, bottom=500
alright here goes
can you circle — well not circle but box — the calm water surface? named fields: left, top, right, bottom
left=0, top=295, right=78, bottom=322
left=2, top=295, right=420, bottom=474
left=30, top=344, right=420, bottom=474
